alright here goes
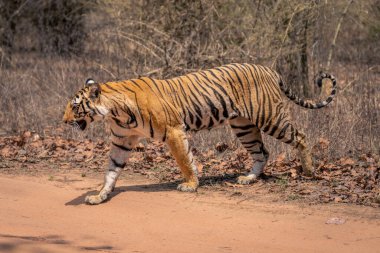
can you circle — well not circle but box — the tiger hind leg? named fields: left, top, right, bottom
left=230, top=117, right=269, bottom=184
left=166, top=127, right=199, bottom=192
left=263, top=115, right=314, bottom=176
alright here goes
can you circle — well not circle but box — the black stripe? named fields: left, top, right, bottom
left=163, top=79, right=176, bottom=94
left=190, top=74, right=212, bottom=96
left=149, top=113, right=154, bottom=138
left=178, top=77, right=204, bottom=118
left=172, top=78, right=197, bottom=124
left=214, top=67, right=240, bottom=107
left=224, top=65, right=249, bottom=116
left=113, top=117, right=129, bottom=129
left=162, top=128, right=167, bottom=142
left=112, top=142, right=132, bottom=152
left=198, top=72, right=231, bottom=119
left=236, top=131, right=252, bottom=138
left=104, top=83, right=123, bottom=94
left=206, top=69, right=223, bottom=82
left=241, top=140, right=261, bottom=145
left=111, top=128, right=125, bottom=138
left=277, top=122, right=290, bottom=139
left=208, top=118, right=214, bottom=128
left=230, top=124, right=255, bottom=130
left=266, top=114, right=285, bottom=135
left=110, top=157, right=126, bottom=168
left=189, top=96, right=203, bottom=118
left=210, top=86, right=229, bottom=119
left=195, top=116, right=202, bottom=129
left=147, top=77, right=166, bottom=98
left=233, top=64, right=254, bottom=116
left=262, top=119, right=272, bottom=132
left=250, top=66, right=261, bottom=126
left=128, top=80, right=144, bottom=91
left=85, top=101, right=92, bottom=110
left=81, top=102, right=87, bottom=113
left=204, top=96, right=219, bottom=121
left=244, top=144, right=261, bottom=149
left=260, top=91, right=266, bottom=128
left=188, top=110, right=194, bottom=125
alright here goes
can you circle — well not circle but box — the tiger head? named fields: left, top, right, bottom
left=63, top=79, right=106, bottom=131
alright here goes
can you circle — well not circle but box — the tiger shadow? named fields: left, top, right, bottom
left=65, top=173, right=275, bottom=206
left=64, top=181, right=177, bottom=206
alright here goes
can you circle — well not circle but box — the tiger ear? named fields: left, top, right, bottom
left=84, top=78, right=100, bottom=100
left=85, top=78, right=95, bottom=87
left=85, top=78, right=100, bottom=100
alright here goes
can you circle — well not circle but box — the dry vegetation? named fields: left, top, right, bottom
left=0, top=130, right=379, bottom=206
left=0, top=0, right=379, bottom=200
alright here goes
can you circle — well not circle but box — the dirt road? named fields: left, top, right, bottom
left=0, top=175, right=379, bottom=253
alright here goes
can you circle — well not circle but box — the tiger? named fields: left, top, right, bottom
left=63, top=63, right=336, bottom=205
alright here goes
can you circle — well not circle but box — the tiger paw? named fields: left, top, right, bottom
left=177, top=182, right=198, bottom=192
left=301, top=163, right=315, bottom=177
left=237, top=174, right=257, bottom=185
left=302, top=167, right=314, bottom=178
left=85, top=193, right=107, bottom=205
left=300, top=155, right=315, bottom=177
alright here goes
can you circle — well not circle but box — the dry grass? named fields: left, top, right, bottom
left=0, top=54, right=378, bottom=161
left=0, top=0, right=379, bottom=161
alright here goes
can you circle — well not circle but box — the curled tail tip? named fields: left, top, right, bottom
left=316, top=72, right=337, bottom=87
left=280, top=71, right=337, bottom=109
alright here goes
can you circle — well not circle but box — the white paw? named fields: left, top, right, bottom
left=85, top=193, right=107, bottom=205
left=177, top=182, right=198, bottom=192
left=237, top=174, right=258, bottom=185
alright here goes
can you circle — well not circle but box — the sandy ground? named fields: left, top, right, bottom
left=0, top=174, right=379, bottom=253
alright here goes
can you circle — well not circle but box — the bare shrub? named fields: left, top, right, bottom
left=0, top=0, right=378, bottom=159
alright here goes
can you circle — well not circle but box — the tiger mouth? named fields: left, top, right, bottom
left=76, top=120, right=87, bottom=131
left=68, top=119, right=87, bottom=131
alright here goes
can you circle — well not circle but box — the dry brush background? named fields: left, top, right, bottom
left=0, top=1, right=379, bottom=181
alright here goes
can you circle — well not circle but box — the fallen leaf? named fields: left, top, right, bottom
left=290, top=168, right=298, bottom=178
left=340, top=157, right=355, bottom=166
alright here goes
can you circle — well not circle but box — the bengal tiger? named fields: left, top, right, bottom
left=63, top=63, right=336, bottom=204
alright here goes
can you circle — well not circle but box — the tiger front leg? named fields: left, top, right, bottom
left=166, top=128, right=199, bottom=192
left=85, top=136, right=139, bottom=205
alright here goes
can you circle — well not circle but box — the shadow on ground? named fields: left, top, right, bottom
left=65, top=181, right=178, bottom=206
left=0, top=233, right=116, bottom=253
left=65, top=173, right=277, bottom=206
